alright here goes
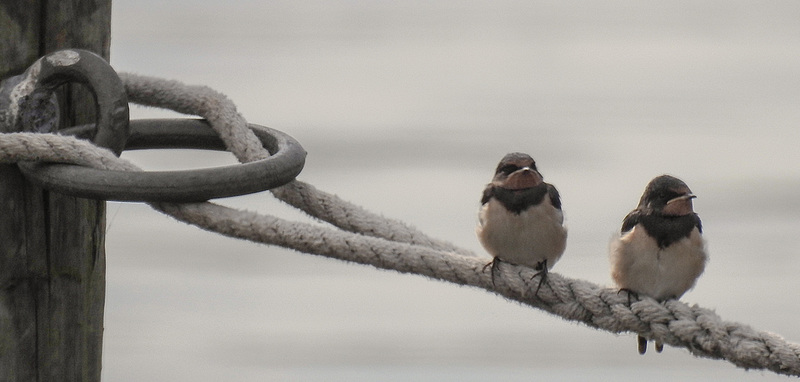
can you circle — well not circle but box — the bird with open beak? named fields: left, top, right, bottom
left=477, top=153, right=567, bottom=294
left=609, top=175, right=707, bottom=354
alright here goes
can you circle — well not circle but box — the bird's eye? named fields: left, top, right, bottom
left=665, top=191, right=682, bottom=201
left=499, top=164, right=519, bottom=175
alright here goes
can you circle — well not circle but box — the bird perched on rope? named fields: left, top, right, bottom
left=609, top=175, right=707, bottom=355
left=477, top=152, right=567, bottom=294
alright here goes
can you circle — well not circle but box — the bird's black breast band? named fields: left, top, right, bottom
left=624, top=212, right=702, bottom=248
left=483, top=183, right=560, bottom=214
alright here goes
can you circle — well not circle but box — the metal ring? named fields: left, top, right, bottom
left=23, top=49, right=129, bottom=155
left=18, top=119, right=306, bottom=202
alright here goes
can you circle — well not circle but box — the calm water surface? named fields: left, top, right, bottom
left=104, top=1, right=800, bottom=380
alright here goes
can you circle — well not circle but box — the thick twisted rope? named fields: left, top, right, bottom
left=1, top=74, right=799, bottom=377
left=121, top=73, right=472, bottom=256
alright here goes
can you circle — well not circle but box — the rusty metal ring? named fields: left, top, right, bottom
left=18, top=49, right=129, bottom=155
left=18, top=119, right=306, bottom=202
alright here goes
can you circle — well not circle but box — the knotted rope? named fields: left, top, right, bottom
left=1, top=73, right=799, bottom=377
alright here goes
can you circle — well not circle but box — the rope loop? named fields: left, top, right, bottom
left=19, top=119, right=306, bottom=201
left=1, top=53, right=800, bottom=377
left=2, top=49, right=306, bottom=201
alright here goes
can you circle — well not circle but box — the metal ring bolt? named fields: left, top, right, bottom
left=5, top=49, right=306, bottom=202
left=19, top=119, right=306, bottom=202
left=16, top=49, right=130, bottom=154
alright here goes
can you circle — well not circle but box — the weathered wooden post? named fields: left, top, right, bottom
left=1, top=1, right=112, bottom=381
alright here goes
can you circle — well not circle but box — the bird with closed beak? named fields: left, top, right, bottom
left=477, top=152, right=567, bottom=294
left=609, top=175, right=707, bottom=354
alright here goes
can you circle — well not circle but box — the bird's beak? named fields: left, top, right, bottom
left=667, top=193, right=696, bottom=204
left=502, top=167, right=543, bottom=190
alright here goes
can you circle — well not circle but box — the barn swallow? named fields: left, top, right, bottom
left=609, top=175, right=707, bottom=354
left=477, top=153, right=567, bottom=294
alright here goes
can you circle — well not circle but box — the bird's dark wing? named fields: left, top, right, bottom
left=480, top=184, right=494, bottom=205
left=693, top=213, right=703, bottom=234
left=547, top=183, right=562, bottom=210
left=621, top=209, right=641, bottom=233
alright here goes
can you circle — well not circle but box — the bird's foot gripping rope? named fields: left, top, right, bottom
left=2, top=51, right=800, bottom=377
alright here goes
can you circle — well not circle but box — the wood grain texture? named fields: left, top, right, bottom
left=1, top=1, right=111, bottom=380
left=0, top=1, right=42, bottom=78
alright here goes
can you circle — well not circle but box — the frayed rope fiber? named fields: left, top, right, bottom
left=1, top=73, right=799, bottom=377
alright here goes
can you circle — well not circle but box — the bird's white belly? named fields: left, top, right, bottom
left=609, top=225, right=707, bottom=300
left=477, top=198, right=567, bottom=269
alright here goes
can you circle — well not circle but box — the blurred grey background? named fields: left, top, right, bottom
left=105, top=1, right=800, bottom=380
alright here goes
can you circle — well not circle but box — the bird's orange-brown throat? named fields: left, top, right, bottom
left=503, top=169, right=542, bottom=190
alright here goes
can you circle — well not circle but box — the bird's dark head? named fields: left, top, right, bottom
left=638, top=175, right=696, bottom=216
left=492, top=152, right=543, bottom=190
